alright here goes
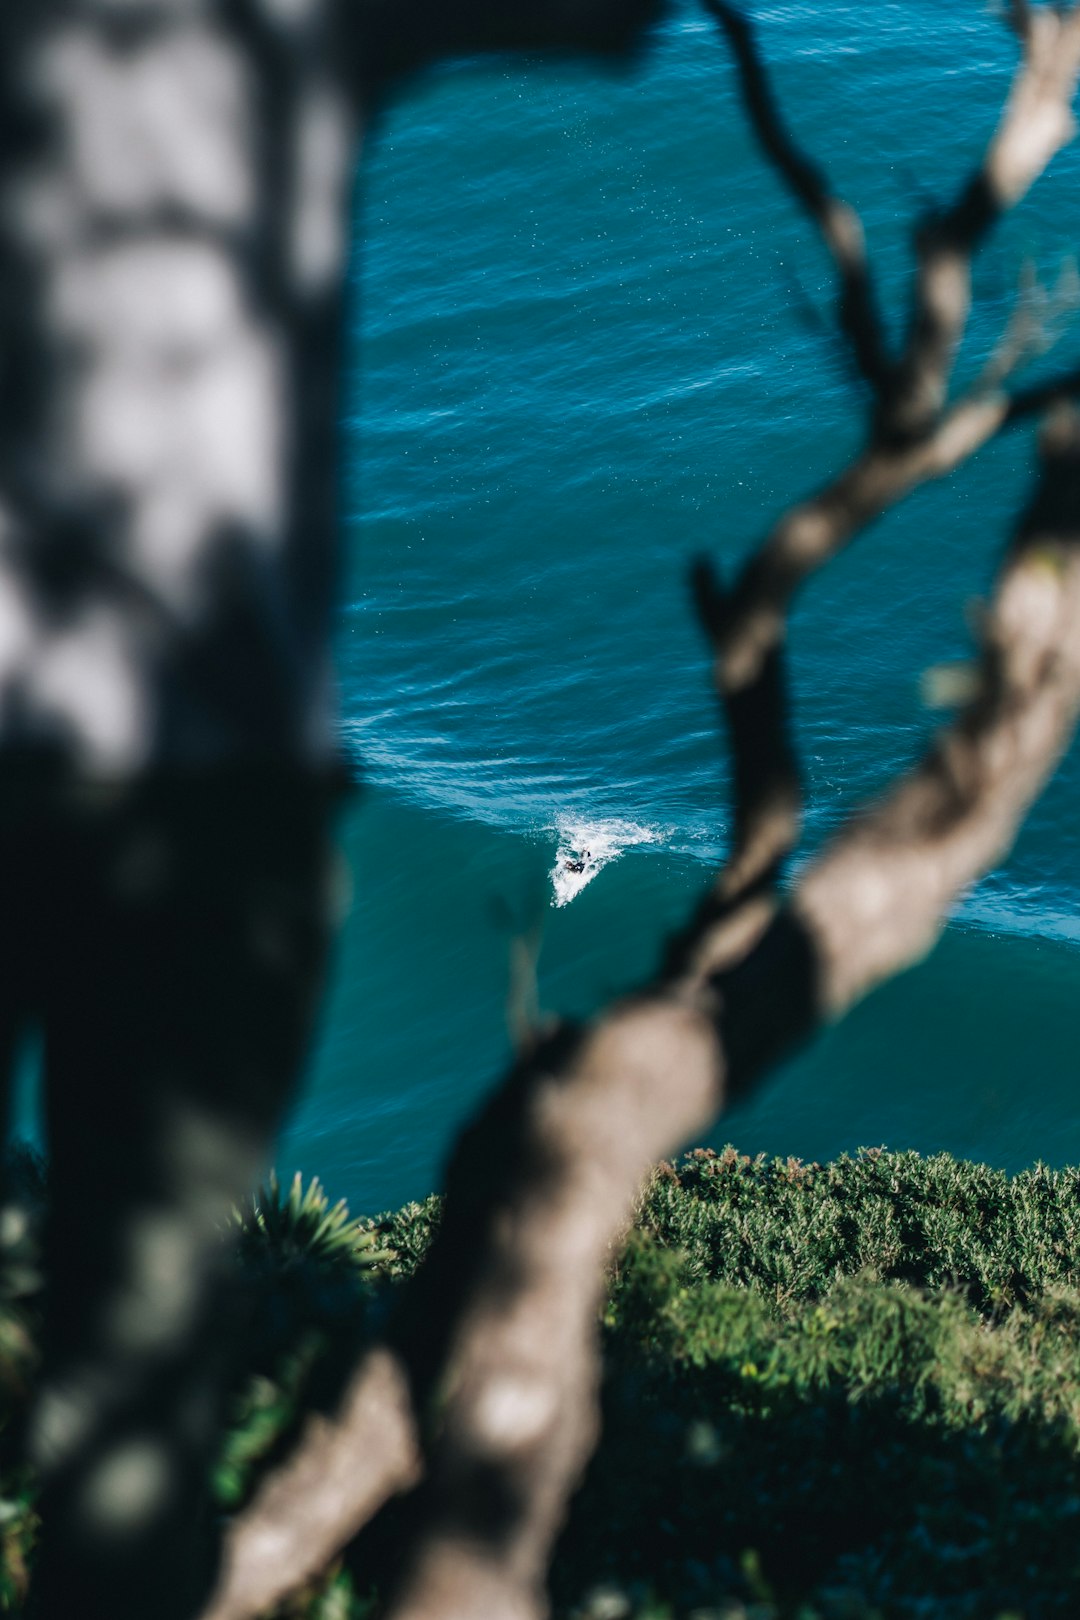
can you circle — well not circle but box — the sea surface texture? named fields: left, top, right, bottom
left=280, top=0, right=1080, bottom=1215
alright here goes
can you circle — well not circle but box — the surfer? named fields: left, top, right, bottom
left=564, top=850, right=591, bottom=874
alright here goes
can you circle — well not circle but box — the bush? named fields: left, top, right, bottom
left=6, top=1149, right=1080, bottom=1616
left=556, top=1148, right=1080, bottom=1619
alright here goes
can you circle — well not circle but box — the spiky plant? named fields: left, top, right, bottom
left=217, top=1176, right=395, bottom=1514
left=235, top=1172, right=393, bottom=1276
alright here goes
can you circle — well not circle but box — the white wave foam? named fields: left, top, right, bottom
left=549, top=815, right=663, bottom=908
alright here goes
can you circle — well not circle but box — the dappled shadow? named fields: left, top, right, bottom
left=552, top=1314, right=1080, bottom=1618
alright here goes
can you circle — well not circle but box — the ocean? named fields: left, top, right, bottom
left=279, top=0, right=1080, bottom=1217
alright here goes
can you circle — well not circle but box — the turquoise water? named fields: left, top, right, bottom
left=281, top=2, right=1080, bottom=1216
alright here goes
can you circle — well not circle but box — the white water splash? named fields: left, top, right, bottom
left=549, top=815, right=663, bottom=908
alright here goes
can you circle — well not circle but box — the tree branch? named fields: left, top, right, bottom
left=1005, top=359, right=1080, bottom=422
left=199, top=1349, right=420, bottom=1620
left=887, top=1, right=1080, bottom=440
left=691, top=555, right=802, bottom=903
left=707, top=0, right=1080, bottom=694
left=376, top=412, right=1080, bottom=1620
left=797, top=404, right=1080, bottom=1015
left=703, top=0, right=893, bottom=401
left=195, top=13, right=1080, bottom=1620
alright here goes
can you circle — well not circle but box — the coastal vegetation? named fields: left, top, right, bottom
left=7, top=1146, right=1080, bottom=1616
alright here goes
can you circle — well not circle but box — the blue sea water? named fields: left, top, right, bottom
left=280, top=1, right=1080, bottom=1216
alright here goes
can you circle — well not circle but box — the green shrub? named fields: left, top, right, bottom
left=555, top=1149, right=1080, bottom=1619
left=8, top=1148, right=1080, bottom=1617
left=638, top=1147, right=1080, bottom=1313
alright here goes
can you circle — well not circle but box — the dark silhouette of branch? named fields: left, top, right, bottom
left=1006, top=361, right=1080, bottom=422
left=373, top=405, right=1080, bottom=1620
left=691, top=555, right=801, bottom=904
left=711, top=0, right=1080, bottom=700
left=797, top=404, right=1080, bottom=1015
left=1007, top=0, right=1034, bottom=45
left=197, top=10, right=1080, bottom=1620
left=704, top=0, right=893, bottom=401
left=200, top=1349, right=420, bottom=1620
left=887, top=2, right=1080, bottom=441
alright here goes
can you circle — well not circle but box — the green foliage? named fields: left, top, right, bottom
left=0, top=1180, right=42, bottom=1614
left=562, top=1243, right=1080, bottom=1617
left=216, top=1175, right=399, bottom=1514
left=553, top=1148, right=1080, bottom=1619
left=356, top=1194, right=443, bottom=1280
left=247, top=1149, right=1080, bottom=1618
left=637, top=1146, right=1080, bottom=1314
left=9, top=1147, right=1080, bottom=1616
left=236, top=1171, right=395, bottom=1277
left=0, top=1481, right=35, bottom=1618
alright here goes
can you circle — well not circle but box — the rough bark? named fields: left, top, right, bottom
left=200, top=1349, right=420, bottom=1620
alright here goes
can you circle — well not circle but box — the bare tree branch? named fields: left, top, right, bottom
left=200, top=1349, right=421, bottom=1620
left=710, top=0, right=1080, bottom=701
left=888, top=1, right=1080, bottom=440
left=704, top=0, right=893, bottom=400
left=1006, top=358, right=1080, bottom=420
left=382, top=1004, right=724, bottom=1620
left=691, top=555, right=802, bottom=902
left=798, top=404, right=1080, bottom=1016
left=377, top=409, right=1080, bottom=1620
left=1006, top=0, right=1034, bottom=47
left=196, top=12, right=1080, bottom=1620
